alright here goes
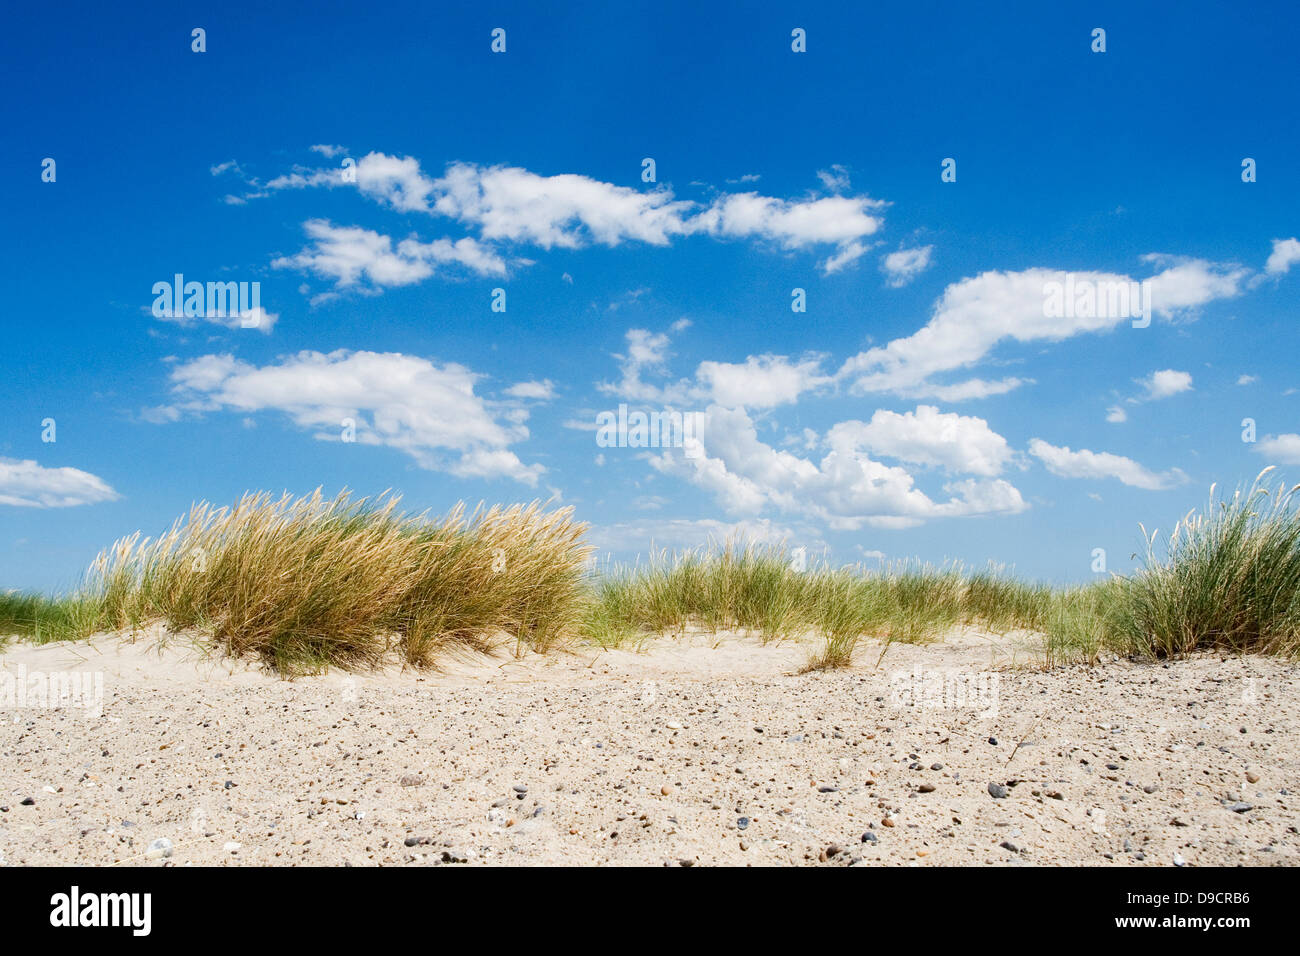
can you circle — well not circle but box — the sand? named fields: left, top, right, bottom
left=0, top=627, right=1295, bottom=866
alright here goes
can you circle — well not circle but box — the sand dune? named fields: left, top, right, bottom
left=1, top=629, right=1295, bottom=866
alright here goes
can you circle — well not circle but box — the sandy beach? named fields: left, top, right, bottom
left=1, top=628, right=1295, bottom=867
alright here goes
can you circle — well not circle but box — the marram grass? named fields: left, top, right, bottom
left=3, top=478, right=1299, bottom=672
left=76, top=490, right=592, bottom=673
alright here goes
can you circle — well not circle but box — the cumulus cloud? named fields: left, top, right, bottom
left=1254, top=433, right=1300, bottom=465
left=272, top=219, right=506, bottom=290
left=1264, top=237, right=1300, bottom=276
left=1027, top=439, right=1186, bottom=490
left=826, top=406, right=1015, bottom=477
left=1139, top=368, right=1193, bottom=400
left=160, top=350, right=543, bottom=484
left=880, top=245, right=933, bottom=287
left=505, top=379, right=556, bottom=400
left=648, top=405, right=1027, bottom=530
left=838, top=260, right=1247, bottom=400
left=0, top=458, right=119, bottom=508
left=255, top=152, right=886, bottom=278
left=696, top=355, right=831, bottom=408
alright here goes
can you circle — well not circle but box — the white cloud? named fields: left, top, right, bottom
left=272, top=219, right=506, bottom=289
left=599, top=328, right=700, bottom=405
left=309, top=144, right=347, bottom=158
left=1139, top=368, right=1193, bottom=400
left=505, top=379, right=556, bottom=400
left=826, top=405, right=1014, bottom=477
left=1140, top=254, right=1250, bottom=311
left=839, top=260, right=1247, bottom=400
left=1106, top=405, right=1128, bottom=423
left=0, top=458, right=119, bottom=508
left=816, top=165, right=851, bottom=193
left=1255, top=433, right=1300, bottom=465
left=648, top=405, right=1027, bottom=530
left=1264, top=237, right=1300, bottom=276
left=880, top=245, right=933, bottom=287
left=428, top=161, right=698, bottom=247
left=821, top=241, right=870, bottom=275
left=259, top=152, right=886, bottom=273
left=1237, top=374, right=1258, bottom=386
left=164, top=350, right=543, bottom=484
left=1027, top=439, right=1186, bottom=490
left=696, top=355, right=830, bottom=408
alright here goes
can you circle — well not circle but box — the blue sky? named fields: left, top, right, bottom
left=3, top=1, right=1299, bottom=592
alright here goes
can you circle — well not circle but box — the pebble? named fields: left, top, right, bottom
left=661, top=784, right=673, bottom=796
left=399, top=775, right=425, bottom=787
left=19, top=797, right=35, bottom=806
left=665, top=721, right=683, bottom=730
left=917, top=783, right=936, bottom=793
left=1000, top=841, right=1019, bottom=853
left=861, top=832, right=878, bottom=843
left=1173, top=852, right=1186, bottom=867
left=818, top=785, right=839, bottom=793
left=988, top=783, right=1009, bottom=799
left=145, top=838, right=173, bottom=860
left=1226, top=802, right=1253, bottom=813
left=1246, top=771, right=1260, bottom=784
left=930, top=763, right=944, bottom=771
left=988, top=737, right=998, bottom=745
left=1143, top=784, right=1158, bottom=794
left=737, top=817, right=750, bottom=830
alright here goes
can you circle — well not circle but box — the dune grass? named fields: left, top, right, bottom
left=6, top=490, right=592, bottom=674
left=3, top=476, right=1298, bottom=672
left=582, top=542, right=1054, bottom=668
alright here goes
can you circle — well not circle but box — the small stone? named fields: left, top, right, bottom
left=917, top=783, right=936, bottom=793
left=861, top=832, right=878, bottom=843
left=661, top=784, right=673, bottom=796
left=403, top=835, right=421, bottom=847
left=512, top=783, right=528, bottom=794
left=145, top=838, right=173, bottom=860
left=988, top=737, right=998, bottom=746
left=1226, top=802, right=1253, bottom=813
left=665, top=720, right=683, bottom=730
left=1143, top=784, right=1158, bottom=794
left=1246, top=771, right=1260, bottom=784
left=818, top=785, right=839, bottom=793
left=737, top=816, right=750, bottom=830
left=1044, top=789, right=1064, bottom=800
left=930, top=763, right=944, bottom=771
left=1173, top=852, right=1186, bottom=867
left=988, top=783, right=1009, bottom=799
left=1000, top=841, right=1019, bottom=853
left=881, top=817, right=895, bottom=828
